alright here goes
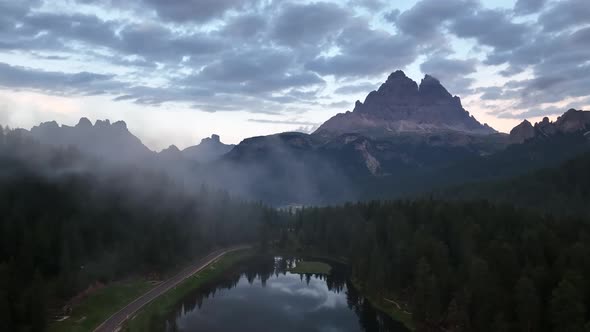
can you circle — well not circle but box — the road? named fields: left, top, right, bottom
left=93, top=245, right=250, bottom=332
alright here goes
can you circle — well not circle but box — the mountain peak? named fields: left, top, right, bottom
left=95, top=119, right=111, bottom=128
left=508, top=109, right=590, bottom=143
left=38, top=120, right=59, bottom=129
left=162, top=144, right=180, bottom=153
left=315, top=70, right=495, bottom=137
left=112, top=120, right=128, bottom=131
left=385, top=70, right=409, bottom=83
left=200, top=134, right=222, bottom=145
left=419, top=74, right=452, bottom=100
left=183, top=134, right=234, bottom=163
left=509, top=119, right=535, bottom=144
left=77, top=117, right=92, bottom=128
left=421, top=74, right=439, bottom=84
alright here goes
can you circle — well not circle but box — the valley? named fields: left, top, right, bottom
left=2, top=72, right=590, bottom=332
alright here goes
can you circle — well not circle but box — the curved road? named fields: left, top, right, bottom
left=94, top=245, right=250, bottom=332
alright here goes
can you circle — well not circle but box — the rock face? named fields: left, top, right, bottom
left=510, top=120, right=535, bottom=144
left=315, top=70, right=496, bottom=137
left=182, top=134, right=234, bottom=163
left=554, top=109, right=590, bottom=133
left=30, top=118, right=152, bottom=162
left=509, top=109, right=590, bottom=143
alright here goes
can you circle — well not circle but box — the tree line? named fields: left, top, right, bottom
left=0, top=126, right=278, bottom=331
left=278, top=199, right=590, bottom=332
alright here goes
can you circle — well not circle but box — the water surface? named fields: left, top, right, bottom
left=159, top=256, right=409, bottom=332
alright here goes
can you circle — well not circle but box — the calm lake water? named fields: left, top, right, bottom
left=157, top=256, right=409, bottom=332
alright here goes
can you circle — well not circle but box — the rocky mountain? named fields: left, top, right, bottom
left=26, top=119, right=235, bottom=165
left=215, top=95, right=589, bottom=204
left=30, top=118, right=153, bottom=163
left=12, top=71, right=590, bottom=205
left=158, top=144, right=184, bottom=161
left=509, top=119, right=535, bottom=144
left=509, top=109, right=590, bottom=143
left=182, top=134, right=234, bottom=163
left=315, top=71, right=496, bottom=138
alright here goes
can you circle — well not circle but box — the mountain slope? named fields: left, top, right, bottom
left=438, top=150, right=590, bottom=216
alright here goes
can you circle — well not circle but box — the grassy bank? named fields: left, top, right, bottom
left=48, top=280, right=154, bottom=332
left=122, top=249, right=254, bottom=332
left=289, top=260, right=332, bottom=274
left=351, top=279, right=415, bottom=331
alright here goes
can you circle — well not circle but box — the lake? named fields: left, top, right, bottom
left=156, top=256, right=409, bottom=332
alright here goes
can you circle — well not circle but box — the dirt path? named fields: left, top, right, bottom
left=93, top=245, right=250, bottom=332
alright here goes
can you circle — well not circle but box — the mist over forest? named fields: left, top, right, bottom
left=2, top=0, right=590, bottom=331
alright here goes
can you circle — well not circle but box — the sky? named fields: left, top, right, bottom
left=0, top=0, right=589, bottom=150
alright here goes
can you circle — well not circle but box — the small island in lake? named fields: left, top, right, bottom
left=289, top=261, right=332, bottom=274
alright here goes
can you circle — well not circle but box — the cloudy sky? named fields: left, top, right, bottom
left=0, top=0, right=589, bottom=150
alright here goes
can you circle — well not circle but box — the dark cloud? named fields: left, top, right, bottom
left=0, top=62, right=120, bottom=94
left=420, top=57, right=477, bottom=94
left=396, top=0, right=476, bottom=39
left=23, top=12, right=118, bottom=48
left=514, top=0, right=547, bottom=15
left=450, top=9, right=530, bottom=50
left=117, top=24, right=225, bottom=61
left=395, top=0, right=531, bottom=54
left=188, top=48, right=325, bottom=95
left=539, top=0, right=590, bottom=32
left=306, top=22, right=418, bottom=77
left=270, top=2, right=350, bottom=47
left=383, top=9, right=400, bottom=23
left=220, top=14, right=267, bottom=39
left=0, top=0, right=588, bottom=123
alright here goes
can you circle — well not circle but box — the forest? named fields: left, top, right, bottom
left=278, top=200, right=590, bottom=331
left=0, top=126, right=278, bottom=331
left=4, top=122, right=590, bottom=332
left=437, top=151, right=590, bottom=217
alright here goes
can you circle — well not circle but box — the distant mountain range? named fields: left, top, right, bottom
left=9, top=70, right=590, bottom=205
left=28, top=117, right=233, bottom=164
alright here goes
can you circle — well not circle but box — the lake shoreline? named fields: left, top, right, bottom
left=270, top=247, right=415, bottom=331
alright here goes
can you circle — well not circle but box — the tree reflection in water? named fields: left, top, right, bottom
left=156, top=256, right=408, bottom=332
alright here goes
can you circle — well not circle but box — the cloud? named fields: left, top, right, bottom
left=271, top=2, right=351, bottom=48
left=306, top=22, right=419, bottom=77
left=396, top=0, right=476, bottom=39
left=0, top=62, right=120, bottom=95
left=538, top=0, right=590, bottom=32
left=495, top=104, right=583, bottom=119
left=248, top=119, right=318, bottom=126
left=514, top=0, right=547, bottom=15
left=0, top=0, right=589, bottom=126
left=449, top=9, right=531, bottom=50
left=420, top=57, right=477, bottom=93
left=187, top=48, right=326, bottom=95
left=334, top=82, right=377, bottom=95
left=220, top=13, right=267, bottom=39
